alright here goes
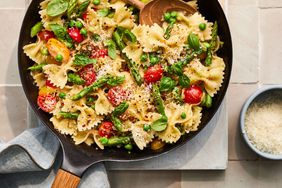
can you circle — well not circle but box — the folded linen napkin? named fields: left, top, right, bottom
left=0, top=121, right=110, bottom=188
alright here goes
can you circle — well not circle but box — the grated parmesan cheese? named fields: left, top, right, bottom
left=245, top=94, right=282, bottom=155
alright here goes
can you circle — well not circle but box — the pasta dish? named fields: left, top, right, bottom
left=23, top=0, right=225, bottom=151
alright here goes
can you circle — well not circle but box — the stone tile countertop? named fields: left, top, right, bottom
left=1, top=0, right=282, bottom=187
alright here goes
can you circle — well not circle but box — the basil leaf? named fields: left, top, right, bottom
left=179, top=74, right=190, bottom=88
left=169, top=62, right=183, bottom=76
left=49, top=24, right=67, bottom=39
left=98, top=8, right=110, bottom=17
left=67, top=0, right=78, bottom=18
left=30, top=22, right=43, bottom=38
left=152, top=84, right=165, bottom=116
left=47, top=0, right=69, bottom=17
left=106, top=75, right=125, bottom=87
left=67, top=73, right=86, bottom=85
left=159, top=77, right=176, bottom=92
left=104, top=39, right=117, bottom=59
left=112, top=102, right=129, bottom=116
left=151, top=116, right=168, bottom=132
left=73, top=54, right=97, bottom=66
left=188, top=33, right=200, bottom=51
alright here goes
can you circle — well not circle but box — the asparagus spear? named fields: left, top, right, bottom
left=59, top=111, right=80, bottom=119
left=100, top=136, right=131, bottom=146
left=28, top=63, right=47, bottom=71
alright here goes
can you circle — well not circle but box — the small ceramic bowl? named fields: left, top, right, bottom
left=240, top=85, right=282, bottom=160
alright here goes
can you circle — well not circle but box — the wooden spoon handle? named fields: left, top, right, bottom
left=51, top=169, right=81, bottom=188
left=123, top=0, right=145, bottom=10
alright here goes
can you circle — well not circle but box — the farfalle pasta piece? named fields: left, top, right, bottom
left=31, top=72, right=46, bottom=88
left=131, top=121, right=155, bottom=150
left=43, top=60, right=75, bottom=89
left=122, top=44, right=143, bottom=67
left=23, top=41, right=47, bottom=64
left=39, top=0, right=63, bottom=30
left=184, top=56, right=225, bottom=97
left=178, top=12, right=212, bottom=41
left=50, top=116, right=77, bottom=136
left=186, top=0, right=198, bottom=10
left=94, top=89, right=114, bottom=115
left=72, top=130, right=104, bottom=149
left=183, top=106, right=203, bottom=132
left=77, top=107, right=103, bottom=131
left=132, top=24, right=167, bottom=52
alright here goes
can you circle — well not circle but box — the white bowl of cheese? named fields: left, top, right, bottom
left=240, top=85, right=282, bottom=160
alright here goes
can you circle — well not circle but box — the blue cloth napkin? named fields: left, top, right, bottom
left=0, top=122, right=110, bottom=188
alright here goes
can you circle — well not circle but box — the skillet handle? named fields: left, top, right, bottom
left=52, top=169, right=81, bottom=188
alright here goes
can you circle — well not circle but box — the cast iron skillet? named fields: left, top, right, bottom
left=18, top=0, right=232, bottom=187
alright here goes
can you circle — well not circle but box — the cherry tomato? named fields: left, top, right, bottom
left=68, top=27, right=83, bottom=43
left=91, top=49, right=108, bottom=58
left=45, top=79, right=56, bottom=88
left=82, top=12, right=88, bottom=20
left=37, top=94, right=57, bottom=113
left=144, top=64, right=163, bottom=83
left=46, top=38, right=70, bottom=63
left=78, top=64, right=96, bottom=86
left=38, top=30, right=55, bottom=42
left=184, top=85, right=203, bottom=104
left=107, top=86, right=127, bottom=106
left=98, top=122, right=114, bottom=138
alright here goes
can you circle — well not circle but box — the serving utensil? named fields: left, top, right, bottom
left=18, top=0, right=232, bottom=187
left=124, top=0, right=196, bottom=25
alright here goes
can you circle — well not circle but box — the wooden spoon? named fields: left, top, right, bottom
left=123, top=0, right=197, bottom=26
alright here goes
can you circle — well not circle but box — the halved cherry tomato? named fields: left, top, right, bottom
left=78, top=64, right=96, bottom=86
left=144, top=64, right=163, bottom=83
left=91, top=49, right=108, bottom=59
left=38, top=30, right=55, bottom=42
left=107, top=86, right=127, bottom=106
left=46, top=38, right=70, bottom=63
left=68, top=27, right=83, bottom=43
left=184, top=85, right=203, bottom=104
left=46, top=79, right=56, bottom=88
left=37, top=94, right=57, bottom=113
left=98, top=122, right=114, bottom=138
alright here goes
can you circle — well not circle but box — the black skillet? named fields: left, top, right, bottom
left=18, top=0, right=232, bottom=187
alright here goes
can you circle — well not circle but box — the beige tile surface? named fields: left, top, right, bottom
left=227, top=84, right=259, bottom=160
left=228, top=5, right=259, bottom=83
left=0, top=86, right=27, bottom=142
left=259, top=8, right=282, bottom=84
left=0, top=9, right=25, bottom=85
left=0, top=0, right=26, bottom=8
left=259, top=0, right=282, bottom=8
left=182, top=161, right=259, bottom=188
left=108, top=170, right=181, bottom=188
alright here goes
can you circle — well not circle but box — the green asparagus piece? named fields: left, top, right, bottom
left=164, top=22, right=174, bottom=39
left=205, top=47, right=212, bottom=66
left=28, top=63, right=47, bottom=71
left=100, top=136, right=131, bottom=146
left=30, top=22, right=43, bottom=38
left=71, top=75, right=109, bottom=100
left=67, top=73, right=86, bottom=85
left=112, top=102, right=129, bottom=116
left=59, top=111, right=80, bottom=119
left=111, top=115, right=123, bottom=132
left=210, top=21, right=218, bottom=51
left=152, top=84, right=165, bottom=116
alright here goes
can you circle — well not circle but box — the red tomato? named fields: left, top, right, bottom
left=82, top=12, right=88, bottom=20
left=184, top=85, right=203, bottom=104
left=107, top=86, right=127, bottom=106
left=68, top=27, right=83, bottom=43
left=38, top=30, right=55, bottom=42
left=37, top=94, right=57, bottom=113
left=144, top=64, right=163, bottom=83
left=78, top=64, right=96, bottom=86
left=45, top=79, right=56, bottom=88
left=98, top=122, right=114, bottom=138
left=91, top=49, right=108, bottom=58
